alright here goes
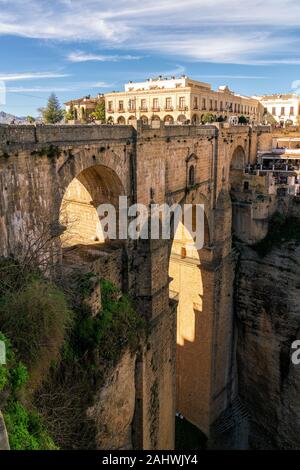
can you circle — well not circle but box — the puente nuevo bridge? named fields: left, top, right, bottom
left=0, top=122, right=275, bottom=449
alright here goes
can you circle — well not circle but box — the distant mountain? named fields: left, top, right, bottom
left=0, top=111, right=27, bottom=124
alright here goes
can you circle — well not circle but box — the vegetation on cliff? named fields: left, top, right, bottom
left=0, top=256, right=144, bottom=450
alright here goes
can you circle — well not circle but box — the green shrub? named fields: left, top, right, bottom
left=0, top=279, right=73, bottom=388
left=69, top=280, right=145, bottom=365
left=4, top=402, right=58, bottom=450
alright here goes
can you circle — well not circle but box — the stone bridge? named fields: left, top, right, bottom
left=0, top=122, right=271, bottom=449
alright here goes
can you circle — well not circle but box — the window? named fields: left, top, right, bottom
left=290, top=106, right=294, bottom=116
left=188, top=165, right=195, bottom=186
left=181, top=247, right=187, bottom=259
left=166, top=97, right=172, bottom=109
left=243, top=181, right=249, bottom=191
left=140, top=99, right=147, bottom=110
left=209, top=99, right=213, bottom=111
left=179, top=97, right=185, bottom=109
left=272, top=107, right=276, bottom=115
left=128, top=99, right=135, bottom=110
left=108, top=101, right=113, bottom=111
left=202, top=98, right=206, bottom=110
left=215, top=100, right=218, bottom=111
left=193, top=97, right=198, bottom=109
left=281, top=107, right=285, bottom=115
left=153, top=98, right=159, bottom=110
left=220, top=101, right=223, bottom=111
left=118, top=100, right=124, bottom=111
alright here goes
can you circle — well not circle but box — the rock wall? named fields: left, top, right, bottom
left=236, top=242, right=300, bottom=449
left=0, top=411, right=9, bottom=450
left=87, top=349, right=137, bottom=450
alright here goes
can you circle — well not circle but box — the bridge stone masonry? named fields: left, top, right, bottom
left=0, top=121, right=272, bottom=449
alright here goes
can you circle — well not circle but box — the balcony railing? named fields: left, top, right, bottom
left=164, top=106, right=174, bottom=111
left=107, top=109, right=114, bottom=113
left=177, top=106, right=188, bottom=111
left=127, top=107, right=136, bottom=112
left=151, top=107, right=160, bottom=112
left=118, top=108, right=124, bottom=112
left=139, top=107, right=148, bottom=112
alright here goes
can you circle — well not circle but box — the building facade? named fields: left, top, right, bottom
left=65, top=94, right=104, bottom=123
left=104, top=76, right=263, bottom=125
left=258, top=94, right=300, bottom=126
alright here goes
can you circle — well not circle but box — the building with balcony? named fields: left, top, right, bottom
left=65, top=93, right=104, bottom=123
left=104, top=76, right=263, bottom=125
left=257, top=94, right=300, bottom=126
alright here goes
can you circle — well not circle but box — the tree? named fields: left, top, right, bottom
left=26, top=116, right=35, bottom=124
left=263, top=112, right=277, bottom=126
left=90, top=101, right=105, bottom=122
left=40, top=93, right=64, bottom=124
left=201, top=112, right=215, bottom=124
left=238, top=115, right=248, bottom=124
left=65, top=102, right=75, bottom=122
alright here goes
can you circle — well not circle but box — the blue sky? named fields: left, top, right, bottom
left=1, top=0, right=300, bottom=116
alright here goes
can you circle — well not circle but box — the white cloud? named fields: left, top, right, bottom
left=7, top=81, right=113, bottom=92
left=0, top=0, right=300, bottom=65
left=67, top=51, right=140, bottom=62
left=0, top=72, right=70, bottom=81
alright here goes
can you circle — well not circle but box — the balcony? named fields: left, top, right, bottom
left=118, top=108, right=124, bottom=112
left=139, top=107, right=148, bottom=112
left=127, top=107, right=136, bottom=112
left=107, top=109, right=114, bottom=114
left=151, top=107, right=160, bottom=112
left=164, top=106, right=174, bottom=111
left=177, top=106, right=188, bottom=111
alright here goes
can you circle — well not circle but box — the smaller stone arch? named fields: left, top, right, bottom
left=186, top=153, right=198, bottom=188
left=188, top=165, right=195, bottom=186
left=117, top=116, right=126, bottom=124
left=177, top=114, right=187, bottom=124
left=151, top=115, right=160, bottom=122
left=229, top=145, right=246, bottom=193
left=164, top=115, right=174, bottom=125
left=107, top=116, right=114, bottom=124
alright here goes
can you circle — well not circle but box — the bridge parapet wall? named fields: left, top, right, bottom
left=0, top=124, right=135, bottom=147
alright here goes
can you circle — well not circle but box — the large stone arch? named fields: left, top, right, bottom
left=167, top=188, right=214, bottom=435
left=59, top=164, right=125, bottom=247
left=229, top=145, right=246, bottom=191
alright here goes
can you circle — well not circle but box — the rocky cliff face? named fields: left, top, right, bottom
left=236, top=241, right=300, bottom=449
left=0, top=411, right=9, bottom=450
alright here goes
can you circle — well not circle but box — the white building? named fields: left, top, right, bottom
left=105, top=76, right=263, bottom=125
left=257, top=94, right=300, bottom=125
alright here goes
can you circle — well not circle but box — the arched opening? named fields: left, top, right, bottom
left=117, top=116, right=126, bottom=125
left=177, top=114, right=187, bottom=124
left=107, top=116, right=114, bottom=124
left=188, top=165, right=195, bottom=186
left=229, top=146, right=246, bottom=239
left=151, top=115, right=160, bottom=122
left=229, top=146, right=246, bottom=193
left=168, top=202, right=211, bottom=444
left=128, top=115, right=136, bottom=125
left=164, top=115, right=174, bottom=125
left=140, top=115, right=148, bottom=125
left=59, top=165, right=124, bottom=250
left=191, top=114, right=199, bottom=125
